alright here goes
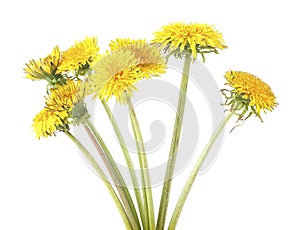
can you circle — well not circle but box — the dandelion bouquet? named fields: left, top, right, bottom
left=24, top=22, right=277, bottom=229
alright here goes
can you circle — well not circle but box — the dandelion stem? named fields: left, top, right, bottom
left=101, top=99, right=147, bottom=230
left=156, top=54, right=192, bottom=230
left=84, top=120, right=141, bottom=230
left=127, top=97, right=155, bottom=230
left=64, top=131, right=133, bottom=230
left=168, top=110, right=235, bottom=230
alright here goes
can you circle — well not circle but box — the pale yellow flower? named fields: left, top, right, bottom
left=109, top=38, right=167, bottom=79
left=109, top=38, right=146, bottom=51
left=87, top=49, right=142, bottom=103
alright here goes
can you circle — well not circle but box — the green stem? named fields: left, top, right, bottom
left=168, top=111, right=235, bottom=230
left=64, top=131, right=132, bottom=230
left=126, top=97, right=155, bottom=230
left=84, top=120, right=141, bottom=230
left=101, top=99, right=147, bottom=230
left=156, top=54, right=192, bottom=230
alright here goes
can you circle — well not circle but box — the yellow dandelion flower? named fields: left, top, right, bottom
left=57, top=37, right=100, bottom=74
left=87, top=49, right=142, bottom=103
left=32, top=109, right=65, bottom=139
left=152, top=22, right=227, bottom=60
left=109, top=38, right=146, bottom=51
left=25, top=46, right=61, bottom=81
left=45, top=79, right=89, bottom=125
left=223, top=70, right=277, bottom=120
left=46, top=79, right=83, bottom=113
left=109, top=38, right=167, bottom=79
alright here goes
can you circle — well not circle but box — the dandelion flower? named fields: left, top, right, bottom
left=46, top=79, right=83, bottom=113
left=25, top=46, right=61, bottom=81
left=152, top=22, right=226, bottom=60
left=223, top=70, right=277, bottom=120
left=87, top=49, right=142, bottom=103
left=46, top=79, right=88, bottom=126
left=32, top=109, right=65, bottom=139
left=109, top=38, right=147, bottom=51
left=109, top=38, right=167, bottom=79
left=57, top=37, right=100, bottom=74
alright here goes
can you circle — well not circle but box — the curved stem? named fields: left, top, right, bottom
left=84, top=120, right=141, bottom=230
left=101, top=99, right=146, bottom=230
left=168, top=111, right=235, bottom=230
left=156, top=54, right=192, bottom=230
left=127, top=97, right=155, bottom=230
left=64, top=131, right=132, bottom=230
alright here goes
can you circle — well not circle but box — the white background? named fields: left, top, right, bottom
left=1, top=0, right=299, bottom=229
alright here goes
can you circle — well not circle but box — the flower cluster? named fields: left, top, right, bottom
left=32, top=79, right=83, bottom=139
left=24, top=22, right=278, bottom=230
left=26, top=37, right=100, bottom=138
left=87, top=38, right=167, bottom=103
left=25, top=37, right=100, bottom=84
